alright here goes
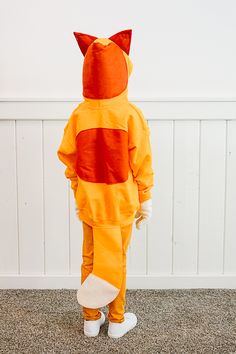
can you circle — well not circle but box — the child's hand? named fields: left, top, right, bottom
left=135, top=199, right=152, bottom=230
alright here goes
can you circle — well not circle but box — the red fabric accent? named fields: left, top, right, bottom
left=82, top=41, right=128, bottom=99
left=73, top=32, right=97, bottom=56
left=109, top=29, right=132, bottom=55
left=75, top=128, right=129, bottom=184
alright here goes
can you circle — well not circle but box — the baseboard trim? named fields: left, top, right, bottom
left=0, top=274, right=235, bottom=289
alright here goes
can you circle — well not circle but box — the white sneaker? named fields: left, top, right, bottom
left=84, top=311, right=105, bottom=337
left=108, top=313, right=137, bottom=338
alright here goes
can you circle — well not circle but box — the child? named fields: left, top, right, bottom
left=57, top=29, right=154, bottom=338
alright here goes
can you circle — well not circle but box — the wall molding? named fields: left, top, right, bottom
left=0, top=275, right=236, bottom=289
left=0, top=98, right=236, bottom=120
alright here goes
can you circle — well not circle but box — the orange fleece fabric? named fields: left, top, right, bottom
left=57, top=30, right=154, bottom=228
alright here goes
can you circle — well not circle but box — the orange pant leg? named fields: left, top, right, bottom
left=81, top=221, right=133, bottom=322
left=108, top=223, right=133, bottom=323
left=81, top=221, right=101, bottom=321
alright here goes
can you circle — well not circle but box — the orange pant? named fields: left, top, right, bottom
left=81, top=221, right=133, bottom=323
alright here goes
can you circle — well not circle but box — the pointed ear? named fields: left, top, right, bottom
left=73, top=32, right=98, bottom=56
left=109, top=29, right=132, bottom=55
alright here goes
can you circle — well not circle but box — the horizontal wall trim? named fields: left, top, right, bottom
left=0, top=99, right=236, bottom=120
left=1, top=275, right=236, bottom=289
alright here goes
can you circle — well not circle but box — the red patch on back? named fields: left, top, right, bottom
left=75, top=128, right=129, bottom=184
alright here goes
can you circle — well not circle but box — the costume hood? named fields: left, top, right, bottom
left=73, top=29, right=133, bottom=99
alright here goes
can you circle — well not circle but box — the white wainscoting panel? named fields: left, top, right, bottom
left=0, top=101, right=236, bottom=289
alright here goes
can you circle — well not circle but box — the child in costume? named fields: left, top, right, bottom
left=57, top=29, right=154, bottom=338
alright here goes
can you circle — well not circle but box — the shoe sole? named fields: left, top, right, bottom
left=108, top=321, right=137, bottom=338
left=84, top=331, right=100, bottom=337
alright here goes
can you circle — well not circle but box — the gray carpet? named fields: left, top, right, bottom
left=0, top=289, right=236, bottom=354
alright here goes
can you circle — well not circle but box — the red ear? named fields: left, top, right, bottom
left=109, top=29, right=132, bottom=55
left=73, top=32, right=98, bottom=56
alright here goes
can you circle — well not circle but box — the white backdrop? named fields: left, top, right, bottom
left=0, top=0, right=236, bottom=289
left=0, top=0, right=236, bottom=99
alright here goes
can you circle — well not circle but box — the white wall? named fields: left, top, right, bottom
left=0, top=0, right=236, bottom=99
left=0, top=0, right=236, bottom=289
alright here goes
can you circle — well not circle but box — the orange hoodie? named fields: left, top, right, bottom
left=57, top=30, right=154, bottom=228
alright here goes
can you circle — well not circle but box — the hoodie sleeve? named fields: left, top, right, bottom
left=57, top=111, right=78, bottom=198
left=128, top=104, right=154, bottom=203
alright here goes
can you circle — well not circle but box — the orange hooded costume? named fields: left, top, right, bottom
left=57, top=29, right=154, bottom=310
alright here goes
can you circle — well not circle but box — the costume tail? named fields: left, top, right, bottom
left=77, top=225, right=123, bottom=308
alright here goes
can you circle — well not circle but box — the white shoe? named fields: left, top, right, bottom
left=84, top=311, right=105, bottom=337
left=108, top=313, right=137, bottom=338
